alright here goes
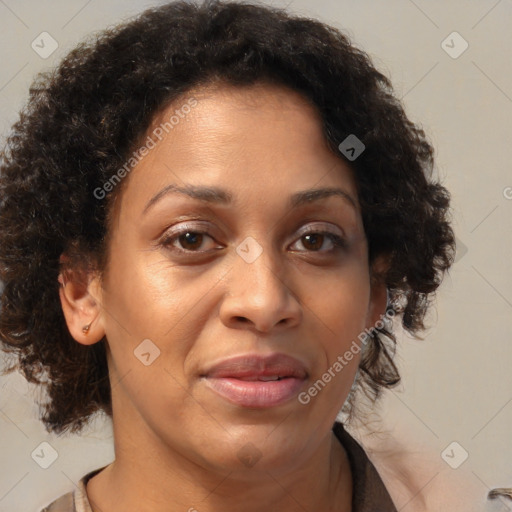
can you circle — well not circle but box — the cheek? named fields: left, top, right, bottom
left=100, top=247, right=228, bottom=386
left=100, top=253, right=198, bottom=424
left=102, top=244, right=209, bottom=336
left=305, top=261, right=371, bottom=341
left=301, top=262, right=370, bottom=397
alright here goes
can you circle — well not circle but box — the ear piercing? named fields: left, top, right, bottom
left=82, top=323, right=91, bottom=335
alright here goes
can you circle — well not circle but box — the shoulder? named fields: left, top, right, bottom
left=39, top=491, right=75, bottom=512
left=38, top=466, right=106, bottom=512
left=345, top=422, right=489, bottom=512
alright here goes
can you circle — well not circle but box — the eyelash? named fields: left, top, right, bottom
left=159, top=224, right=347, bottom=255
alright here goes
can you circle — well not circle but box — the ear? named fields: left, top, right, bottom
left=365, top=254, right=390, bottom=330
left=58, top=254, right=105, bottom=346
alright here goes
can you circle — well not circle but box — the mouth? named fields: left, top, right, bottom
left=200, top=353, right=308, bottom=408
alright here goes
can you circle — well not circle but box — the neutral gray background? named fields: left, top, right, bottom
left=0, top=1, right=511, bottom=511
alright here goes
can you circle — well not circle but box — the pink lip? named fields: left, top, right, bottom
left=201, top=353, right=308, bottom=408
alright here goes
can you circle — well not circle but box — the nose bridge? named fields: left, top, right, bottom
left=239, top=240, right=284, bottom=294
left=220, top=235, right=302, bottom=332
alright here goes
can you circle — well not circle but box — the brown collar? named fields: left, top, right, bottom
left=333, top=421, right=398, bottom=511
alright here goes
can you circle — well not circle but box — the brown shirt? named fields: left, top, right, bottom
left=39, top=421, right=398, bottom=512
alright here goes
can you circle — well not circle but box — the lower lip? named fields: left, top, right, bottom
left=203, top=377, right=305, bottom=408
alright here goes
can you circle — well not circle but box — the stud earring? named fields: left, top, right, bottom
left=82, top=324, right=91, bottom=335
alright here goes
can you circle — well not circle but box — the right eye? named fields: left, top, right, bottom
left=160, top=226, right=222, bottom=254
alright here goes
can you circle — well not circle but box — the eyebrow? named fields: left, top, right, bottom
left=142, top=184, right=357, bottom=215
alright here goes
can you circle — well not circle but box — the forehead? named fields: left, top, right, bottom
left=108, top=81, right=358, bottom=223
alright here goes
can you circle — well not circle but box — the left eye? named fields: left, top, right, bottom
left=290, top=232, right=346, bottom=252
left=163, top=231, right=219, bottom=252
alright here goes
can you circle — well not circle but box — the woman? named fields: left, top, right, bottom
left=0, top=1, right=457, bottom=510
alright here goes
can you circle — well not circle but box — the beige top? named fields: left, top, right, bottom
left=39, top=421, right=398, bottom=512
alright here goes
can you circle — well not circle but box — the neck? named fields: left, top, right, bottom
left=86, top=425, right=352, bottom=512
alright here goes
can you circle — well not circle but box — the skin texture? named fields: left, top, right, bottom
left=58, top=81, right=388, bottom=512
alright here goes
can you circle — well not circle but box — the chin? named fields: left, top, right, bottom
left=204, top=425, right=306, bottom=474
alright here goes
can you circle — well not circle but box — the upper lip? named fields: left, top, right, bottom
left=202, top=353, right=308, bottom=379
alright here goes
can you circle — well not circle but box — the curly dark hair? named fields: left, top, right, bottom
left=0, top=0, right=455, bottom=435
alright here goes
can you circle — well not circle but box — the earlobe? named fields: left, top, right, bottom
left=58, top=261, right=105, bottom=346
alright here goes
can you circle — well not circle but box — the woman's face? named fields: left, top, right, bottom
left=80, top=82, right=386, bottom=474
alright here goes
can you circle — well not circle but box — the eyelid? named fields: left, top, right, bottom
left=293, top=222, right=345, bottom=238
left=164, top=220, right=212, bottom=234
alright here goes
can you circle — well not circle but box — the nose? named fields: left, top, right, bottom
left=218, top=244, right=302, bottom=334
